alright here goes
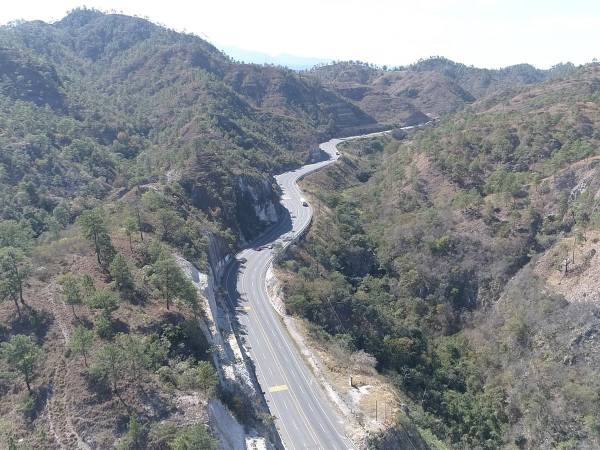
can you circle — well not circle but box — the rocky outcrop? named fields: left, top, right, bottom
left=234, top=175, right=283, bottom=241
left=307, top=145, right=328, bottom=164
left=366, top=423, right=432, bottom=450
left=178, top=232, right=280, bottom=450
left=205, top=230, right=231, bottom=281
left=180, top=169, right=283, bottom=244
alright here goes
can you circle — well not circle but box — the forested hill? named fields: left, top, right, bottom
left=0, top=8, right=380, bottom=243
left=308, top=57, right=577, bottom=122
left=1, top=7, right=593, bottom=449
left=0, top=10, right=384, bottom=447
left=281, top=63, right=600, bottom=449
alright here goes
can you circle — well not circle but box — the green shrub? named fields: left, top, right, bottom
left=117, top=415, right=147, bottom=450
left=95, top=315, right=114, bottom=340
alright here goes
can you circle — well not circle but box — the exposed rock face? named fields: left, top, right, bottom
left=179, top=169, right=283, bottom=243
left=207, top=399, right=247, bottom=450
left=205, top=230, right=231, bottom=280
left=178, top=233, right=277, bottom=449
left=307, top=145, right=328, bottom=164
left=235, top=175, right=283, bottom=241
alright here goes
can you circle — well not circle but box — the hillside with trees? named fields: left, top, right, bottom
left=280, top=64, right=600, bottom=449
left=308, top=58, right=577, bottom=123
left=0, top=6, right=597, bottom=449
left=0, top=8, right=383, bottom=448
left=0, top=8, right=383, bottom=245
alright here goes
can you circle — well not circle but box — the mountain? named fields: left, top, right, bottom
left=0, top=9, right=384, bottom=448
left=222, top=46, right=331, bottom=70
left=0, top=8, right=380, bottom=243
left=308, top=57, right=578, bottom=122
left=281, top=63, right=600, bottom=449
left=1, top=7, right=593, bottom=450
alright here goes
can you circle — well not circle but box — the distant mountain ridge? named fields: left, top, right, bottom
left=1, top=8, right=583, bottom=247
left=308, top=57, right=578, bottom=122
left=222, top=46, right=331, bottom=70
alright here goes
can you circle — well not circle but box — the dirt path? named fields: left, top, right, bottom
left=43, top=283, right=91, bottom=450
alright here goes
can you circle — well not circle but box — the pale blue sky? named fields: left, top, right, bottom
left=1, top=0, right=598, bottom=68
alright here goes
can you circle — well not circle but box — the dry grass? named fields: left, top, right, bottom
left=274, top=264, right=404, bottom=436
left=535, top=230, right=600, bottom=304
left=0, top=225, right=207, bottom=448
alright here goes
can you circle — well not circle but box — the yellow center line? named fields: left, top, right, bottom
left=269, top=384, right=289, bottom=393
left=243, top=276, right=321, bottom=447
left=224, top=266, right=297, bottom=450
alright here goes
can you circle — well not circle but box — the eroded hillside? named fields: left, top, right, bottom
left=308, top=58, right=576, bottom=123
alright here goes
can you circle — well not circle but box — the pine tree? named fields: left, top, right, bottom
left=150, top=254, right=198, bottom=312
left=109, top=253, right=134, bottom=293
left=124, top=217, right=138, bottom=252
left=77, top=208, right=115, bottom=269
left=0, top=335, right=42, bottom=392
left=60, top=273, right=82, bottom=320
left=71, top=325, right=94, bottom=367
left=0, top=247, right=31, bottom=320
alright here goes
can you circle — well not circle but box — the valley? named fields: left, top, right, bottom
left=1, top=6, right=600, bottom=450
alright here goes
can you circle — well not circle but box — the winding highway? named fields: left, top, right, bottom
left=224, top=132, right=387, bottom=449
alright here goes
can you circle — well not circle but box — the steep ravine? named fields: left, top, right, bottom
left=178, top=130, right=433, bottom=449
left=218, top=131, right=432, bottom=449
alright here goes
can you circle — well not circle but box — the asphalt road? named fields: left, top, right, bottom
left=224, top=132, right=388, bottom=449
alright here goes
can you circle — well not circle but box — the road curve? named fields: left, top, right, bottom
left=224, top=131, right=387, bottom=449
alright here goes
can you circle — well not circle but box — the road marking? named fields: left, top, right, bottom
left=226, top=136, right=376, bottom=449
left=268, top=384, right=289, bottom=393
left=250, top=290, right=321, bottom=447
left=225, top=270, right=297, bottom=450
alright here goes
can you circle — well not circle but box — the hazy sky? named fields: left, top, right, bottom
left=2, top=0, right=599, bottom=69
